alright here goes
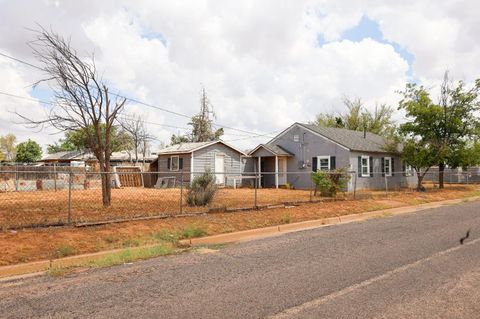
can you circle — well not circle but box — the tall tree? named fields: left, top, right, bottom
left=121, top=114, right=152, bottom=163
left=399, top=73, right=480, bottom=189
left=15, top=139, right=42, bottom=163
left=18, top=27, right=126, bottom=207
left=313, top=97, right=394, bottom=135
left=170, top=86, right=224, bottom=145
left=0, top=134, right=17, bottom=161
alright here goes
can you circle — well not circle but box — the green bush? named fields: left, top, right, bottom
left=185, top=170, right=217, bottom=206
left=311, top=168, right=350, bottom=197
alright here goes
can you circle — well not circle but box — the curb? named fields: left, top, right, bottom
left=1, top=195, right=479, bottom=280
left=180, top=196, right=480, bottom=246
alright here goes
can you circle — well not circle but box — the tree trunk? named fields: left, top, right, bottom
left=98, top=150, right=112, bottom=207
left=438, top=162, right=445, bottom=189
left=416, top=172, right=425, bottom=192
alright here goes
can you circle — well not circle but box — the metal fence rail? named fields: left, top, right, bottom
left=0, top=169, right=475, bottom=230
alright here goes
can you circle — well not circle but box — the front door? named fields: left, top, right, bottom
left=278, top=157, right=287, bottom=185
left=215, top=153, right=225, bottom=184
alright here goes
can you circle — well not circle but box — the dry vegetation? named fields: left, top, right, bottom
left=0, top=185, right=478, bottom=266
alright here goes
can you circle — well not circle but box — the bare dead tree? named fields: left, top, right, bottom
left=17, top=27, right=126, bottom=207
left=120, top=114, right=153, bottom=164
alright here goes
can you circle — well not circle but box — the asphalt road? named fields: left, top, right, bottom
left=1, top=201, right=480, bottom=318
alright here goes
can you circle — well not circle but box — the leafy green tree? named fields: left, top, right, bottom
left=47, top=125, right=133, bottom=154
left=313, top=97, right=394, bottom=135
left=399, top=73, right=480, bottom=188
left=15, top=139, right=43, bottom=163
left=0, top=134, right=17, bottom=161
left=401, top=140, right=437, bottom=191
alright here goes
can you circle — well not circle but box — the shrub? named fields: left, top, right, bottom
left=311, top=168, right=350, bottom=197
left=185, top=170, right=217, bottom=206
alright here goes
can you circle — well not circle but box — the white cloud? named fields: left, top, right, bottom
left=0, top=0, right=477, bottom=151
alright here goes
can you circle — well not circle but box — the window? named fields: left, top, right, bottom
left=318, top=156, right=330, bottom=171
left=293, top=134, right=300, bottom=142
left=361, top=156, right=370, bottom=177
left=170, top=156, right=179, bottom=171
left=384, top=157, right=392, bottom=177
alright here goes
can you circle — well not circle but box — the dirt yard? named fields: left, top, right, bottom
left=0, top=187, right=315, bottom=228
left=0, top=185, right=478, bottom=266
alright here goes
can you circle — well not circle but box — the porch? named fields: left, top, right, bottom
left=249, top=144, right=294, bottom=188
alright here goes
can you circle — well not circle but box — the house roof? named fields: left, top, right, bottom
left=269, top=123, right=398, bottom=154
left=41, top=150, right=92, bottom=161
left=249, top=144, right=294, bottom=156
left=158, top=140, right=247, bottom=156
left=300, top=123, right=397, bottom=153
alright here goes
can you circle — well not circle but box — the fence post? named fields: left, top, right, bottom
left=53, top=163, right=57, bottom=191
left=67, top=171, right=72, bottom=224
left=309, top=176, right=313, bottom=202
left=179, top=172, right=184, bottom=214
left=15, top=164, right=19, bottom=191
left=353, top=172, right=357, bottom=200
left=254, top=173, right=258, bottom=209
left=384, top=174, right=388, bottom=197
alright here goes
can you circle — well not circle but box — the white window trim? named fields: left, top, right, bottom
left=317, top=156, right=330, bottom=171
left=170, top=155, right=179, bottom=171
left=384, top=157, right=392, bottom=177
left=361, top=156, right=370, bottom=177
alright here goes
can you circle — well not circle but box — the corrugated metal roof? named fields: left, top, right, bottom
left=158, top=141, right=215, bottom=154
left=300, top=123, right=398, bottom=153
left=158, top=140, right=247, bottom=155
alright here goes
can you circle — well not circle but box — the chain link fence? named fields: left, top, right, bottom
left=0, top=167, right=476, bottom=229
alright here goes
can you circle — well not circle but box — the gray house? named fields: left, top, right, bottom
left=249, top=123, right=417, bottom=191
left=157, top=140, right=248, bottom=186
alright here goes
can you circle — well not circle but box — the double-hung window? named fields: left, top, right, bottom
left=318, top=156, right=330, bottom=171
left=170, top=156, right=179, bottom=171
left=384, top=157, right=392, bottom=177
left=361, top=156, right=370, bottom=177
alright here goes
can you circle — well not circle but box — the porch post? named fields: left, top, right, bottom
left=258, top=156, right=262, bottom=188
left=275, top=156, right=279, bottom=189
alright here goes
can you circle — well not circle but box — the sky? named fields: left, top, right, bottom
left=1, top=0, right=479, bottom=152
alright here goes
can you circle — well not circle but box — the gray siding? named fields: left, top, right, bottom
left=192, top=143, right=243, bottom=186
left=256, top=124, right=417, bottom=190
left=267, top=124, right=351, bottom=189
left=349, top=151, right=417, bottom=191
left=157, top=154, right=191, bottom=184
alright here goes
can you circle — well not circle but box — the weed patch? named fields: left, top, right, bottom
left=181, top=225, right=207, bottom=239
left=56, top=245, right=77, bottom=258
left=88, top=244, right=175, bottom=268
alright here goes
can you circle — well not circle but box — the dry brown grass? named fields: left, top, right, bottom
left=0, top=187, right=314, bottom=228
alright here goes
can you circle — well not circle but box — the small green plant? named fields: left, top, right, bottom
left=284, top=183, right=293, bottom=190
left=56, top=245, right=77, bottom=258
left=185, top=170, right=218, bottom=206
left=88, top=244, right=175, bottom=268
left=311, top=168, right=350, bottom=197
left=181, top=225, right=207, bottom=239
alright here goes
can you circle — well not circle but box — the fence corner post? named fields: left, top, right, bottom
left=254, top=172, right=258, bottom=209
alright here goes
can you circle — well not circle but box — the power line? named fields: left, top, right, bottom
left=0, top=90, right=275, bottom=140
left=0, top=51, right=274, bottom=137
